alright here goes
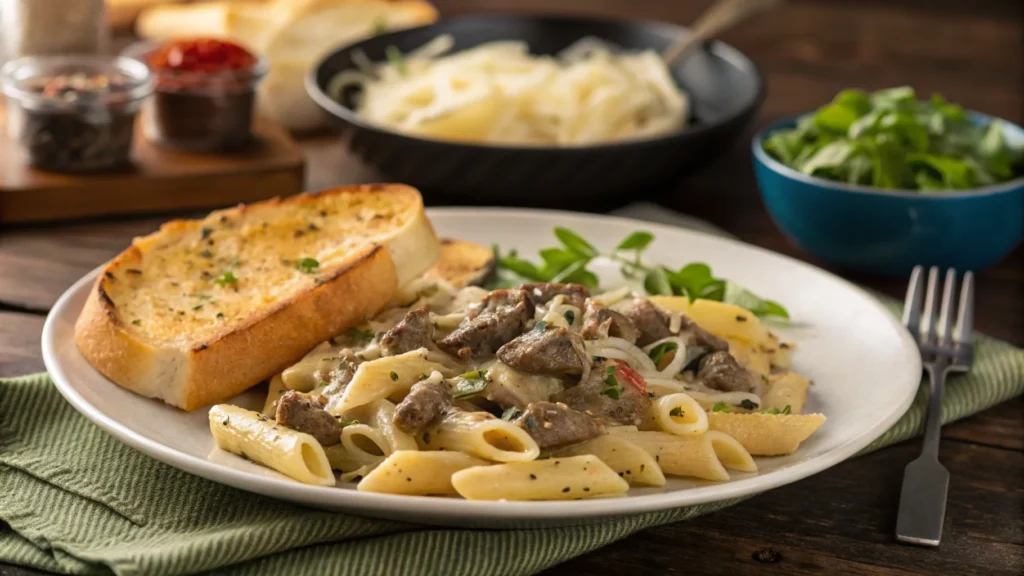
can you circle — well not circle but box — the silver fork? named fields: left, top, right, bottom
left=896, top=266, right=975, bottom=547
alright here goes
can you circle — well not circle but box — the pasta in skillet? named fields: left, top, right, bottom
left=209, top=278, right=824, bottom=499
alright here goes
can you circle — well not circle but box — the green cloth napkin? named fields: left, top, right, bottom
left=2, top=300, right=1022, bottom=576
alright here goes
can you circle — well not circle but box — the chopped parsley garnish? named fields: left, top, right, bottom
left=131, top=319, right=141, bottom=326
left=371, top=16, right=387, bottom=36
left=563, top=310, right=575, bottom=324
left=213, top=270, right=237, bottom=286
left=712, top=402, right=729, bottom=412
left=502, top=406, right=523, bottom=421
left=533, top=320, right=547, bottom=332
left=648, top=341, right=679, bottom=366
left=192, top=304, right=204, bottom=311
left=334, top=417, right=359, bottom=427
left=739, top=399, right=760, bottom=411
left=763, top=405, right=792, bottom=415
left=450, top=369, right=489, bottom=399
left=222, top=417, right=230, bottom=425
left=385, top=45, right=407, bottom=75
left=669, top=407, right=684, bottom=417
left=319, top=381, right=329, bottom=387
left=295, top=257, right=320, bottom=274
left=600, top=368, right=624, bottom=400
left=345, top=326, right=375, bottom=343
left=390, top=371, right=399, bottom=382
left=199, top=248, right=213, bottom=259
left=201, top=227, right=213, bottom=240
left=216, top=312, right=225, bottom=320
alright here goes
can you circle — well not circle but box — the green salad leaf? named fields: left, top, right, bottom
left=763, top=86, right=1024, bottom=191
left=488, top=228, right=789, bottom=319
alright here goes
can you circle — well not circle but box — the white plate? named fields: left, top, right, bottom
left=42, top=208, right=921, bottom=528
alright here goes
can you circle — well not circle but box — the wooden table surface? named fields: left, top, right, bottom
left=1, top=0, right=1022, bottom=574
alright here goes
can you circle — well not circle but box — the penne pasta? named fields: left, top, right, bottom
left=762, top=371, right=811, bottom=414
left=323, top=443, right=383, bottom=473
left=551, top=434, right=665, bottom=487
left=609, top=429, right=756, bottom=481
left=341, top=424, right=390, bottom=461
left=708, top=412, right=826, bottom=456
left=328, top=349, right=451, bottom=414
left=649, top=393, right=708, bottom=436
left=340, top=464, right=377, bottom=483
left=727, top=337, right=770, bottom=377
left=208, top=404, right=335, bottom=486
left=418, top=409, right=540, bottom=462
left=358, top=451, right=489, bottom=496
left=261, top=374, right=288, bottom=418
left=451, top=456, right=629, bottom=501
left=349, top=399, right=420, bottom=453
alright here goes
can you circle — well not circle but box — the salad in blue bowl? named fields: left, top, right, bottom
left=752, top=86, right=1024, bottom=276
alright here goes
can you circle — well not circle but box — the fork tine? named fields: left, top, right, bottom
left=920, top=266, right=941, bottom=345
left=902, top=265, right=925, bottom=336
left=936, top=269, right=958, bottom=347
left=953, top=271, right=974, bottom=345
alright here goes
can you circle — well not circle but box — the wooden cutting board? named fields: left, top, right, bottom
left=0, top=106, right=306, bottom=224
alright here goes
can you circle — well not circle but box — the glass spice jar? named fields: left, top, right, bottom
left=123, top=38, right=267, bottom=153
left=0, top=55, right=152, bottom=172
left=0, top=0, right=109, bottom=62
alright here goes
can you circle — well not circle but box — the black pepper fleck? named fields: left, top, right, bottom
left=736, top=315, right=748, bottom=322
left=562, top=487, right=570, bottom=493
left=529, top=474, right=537, bottom=480
left=583, top=487, right=590, bottom=492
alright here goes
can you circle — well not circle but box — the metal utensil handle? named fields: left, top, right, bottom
left=921, top=358, right=948, bottom=459
left=662, top=0, right=780, bottom=65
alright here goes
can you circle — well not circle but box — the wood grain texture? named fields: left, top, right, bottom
left=0, top=0, right=1021, bottom=574
left=0, top=113, right=305, bottom=224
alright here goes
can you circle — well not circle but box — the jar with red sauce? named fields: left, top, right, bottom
left=124, top=38, right=266, bottom=152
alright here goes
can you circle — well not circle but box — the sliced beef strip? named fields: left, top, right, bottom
left=679, top=314, right=729, bottom=352
left=439, top=289, right=534, bottom=358
left=319, top=356, right=358, bottom=398
left=520, top=282, right=589, bottom=310
left=496, top=326, right=588, bottom=376
left=551, top=361, right=650, bottom=427
left=380, top=307, right=433, bottom=356
left=617, top=298, right=673, bottom=346
left=515, top=401, right=605, bottom=449
left=392, top=380, right=452, bottom=434
left=697, top=351, right=763, bottom=395
left=581, top=301, right=639, bottom=343
left=276, top=391, right=342, bottom=446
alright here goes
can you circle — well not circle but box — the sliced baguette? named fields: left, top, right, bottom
left=423, top=238, right=496, bottom=288
left=75, top=184, right=440, bottom=410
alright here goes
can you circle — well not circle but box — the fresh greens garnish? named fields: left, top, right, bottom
left=502, top=406, right=524, bottom=421
left=669, top=407, right=684, bottom=417
left=294, top=257, right=320, bottom=274
left=763, top=405, right=792, bottom=415
left=450, top=370, right=489, bottom=399
left=489, top=227, right=788, bottom=318
left=345, top=326, right=375, bottom=344
left=389, top=371, right=399, bottom=382
left=600, top=366, right=624, bottom=400
left=739, top=399, right=760, bottom=411
left=712, top=402, right=729, bottom=412
left=334, top=416, right=360, bottom=427
left=763, top=87, right=1024, bottom=191
left=213, top=270, right=237, bottom=286
left=385, top=45, right=407, bottom=75
left=648, top=341, right=678, bottom=366
left=563, top=310, right=575, bottom=324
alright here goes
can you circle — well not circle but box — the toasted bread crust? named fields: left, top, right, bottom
left=75, top=184, right=434, bottom=410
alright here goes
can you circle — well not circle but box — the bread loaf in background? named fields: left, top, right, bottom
left=135, top=0, right=438, bottom=132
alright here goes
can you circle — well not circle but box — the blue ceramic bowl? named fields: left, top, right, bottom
left=752, top=113, right=1024, bottom=276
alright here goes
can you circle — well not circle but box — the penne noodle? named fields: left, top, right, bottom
left=208, top=405, right=335, bottom=486
left=762, top=372, right=811, bottom=414
left=328, top=349, right=452, bottom=414
left=708, top=412, right=826, bottom=456
left=349, top=399, right=420, bottom=453
left=340, top=464, right=377, bottom=483
left=418, top=409, right=540, bottom=463
left=341, top=424, right=390, bottom=461
left=323, top=443, right=383, bottom=473
left=552, top=435, right=665, bottom=487
left=451, top=456, right=629, bottom=501
left=358, top=451, right=489, bottom=496
left=261, top=374, right=288, bottom=418
left=609, top=429, right=757, bottom=481
left=650, top=393, right=708, bottom=436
